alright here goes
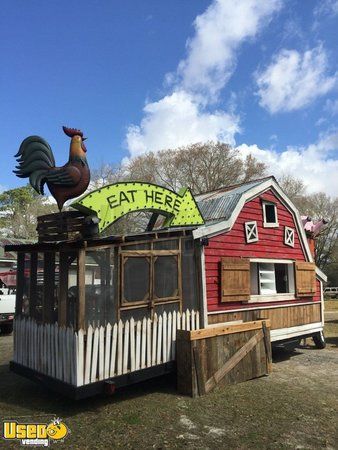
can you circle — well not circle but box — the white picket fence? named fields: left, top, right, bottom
left=13, top=309, right=200, bottom=387
left=13, top=317, right=77, bottom=385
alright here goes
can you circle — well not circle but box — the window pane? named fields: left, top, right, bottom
left=85, top=249, right=114, bottom=327
left=154, top=256, right=178, bottom=299
left=153, top=239, right=179, bottom=250
left=123, top=257, right=150, bottom=302
left=22, top=253, right=31, bottom=316
left=182, top=238, right=198, bottom=309
left=259, top=262, right=276, bottom=294
left=67, top=254, right=78, bottom=327
left=275, top=264, right=288, bottom=293
left=265, top=204, right=276, bottom=223
left=250, top=263, right=259, bottom=295
left=121, top=242, right=151, bottom=251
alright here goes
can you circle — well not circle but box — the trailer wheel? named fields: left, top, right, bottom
left=0, top=324, right=13, bottom=334
left=312, top=331, right=326, bottom=349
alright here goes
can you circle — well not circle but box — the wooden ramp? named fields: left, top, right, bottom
left=176, top=320, right=272, bottom=397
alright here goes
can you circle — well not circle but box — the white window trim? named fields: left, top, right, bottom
left=245, top=258, right=296, bottom=303
left=284, top=226, right=295, bottom=247
left=262, top=201, right=279, bottom=228
left=245, top=221, right=258, bottom=243
left=248, top=293, right=296, bottom=303
left=250, top=258, right=294, bottom=263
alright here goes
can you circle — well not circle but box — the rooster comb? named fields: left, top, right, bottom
left=62, top=126, right=83, bottom=138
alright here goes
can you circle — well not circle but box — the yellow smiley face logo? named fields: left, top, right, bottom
left=46, top=421, right=69, bottom=440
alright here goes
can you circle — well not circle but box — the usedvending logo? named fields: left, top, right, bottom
left=2, top=417, right=70, bottom=447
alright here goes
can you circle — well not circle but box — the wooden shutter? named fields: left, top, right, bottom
left=221, top=257, right=250, bottom=302
left=295, top=261, right=316, bottom=297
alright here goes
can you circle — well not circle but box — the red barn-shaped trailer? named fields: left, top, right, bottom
left=194, top=176, right=326, bottom=344
left=5, top=176, right=326, bottom=397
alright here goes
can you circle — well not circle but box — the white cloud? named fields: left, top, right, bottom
left=175, top=0, right=281, bottom=101
left=237, top=131, right=338, bottom=196
left=314, top=0, right=338, bottom=18
left=126, top=91, right=240, bottom=156
left=126, top=0, right=282, bottom=157
left=255, top=46, right=337, bottom=113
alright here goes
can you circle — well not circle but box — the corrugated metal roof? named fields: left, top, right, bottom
left=0, top=237, right=32, bottom=260
left=197, top=192, right=241, bottom=222
left=196, top=178, right=272, bottom=223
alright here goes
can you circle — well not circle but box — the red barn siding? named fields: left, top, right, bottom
left=204, top=189, right=319, bottom=312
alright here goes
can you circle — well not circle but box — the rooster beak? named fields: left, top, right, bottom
left=82, top=137, right=87, bottom=141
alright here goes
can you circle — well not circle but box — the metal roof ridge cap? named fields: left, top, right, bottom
left=195, top=175, right=276, bottom=199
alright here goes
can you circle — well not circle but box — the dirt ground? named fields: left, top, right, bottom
left=0, top=311, right=337, bottom=449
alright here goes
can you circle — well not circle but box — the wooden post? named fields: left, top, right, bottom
left=58, top=252, right=69, bottom=326
left=262, top=320, right=272, bottom=373
left=77, top=247, right=86, bottom=331
left=29, top=252, right=38, bottom=319
left=43, top=252, right=55, bottom=323
left=16, top=252, right=25, bottom=317
left=105, top=248, right=111, bottom=324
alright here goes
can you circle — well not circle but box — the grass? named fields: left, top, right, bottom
left=325, top=299, right=338, bottom=311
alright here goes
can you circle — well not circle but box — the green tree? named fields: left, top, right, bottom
left=0, top=185, right=57, bottom=239
left=125, top=141, right=267, bottom=194
left=279, top=175, right=338, bottom=275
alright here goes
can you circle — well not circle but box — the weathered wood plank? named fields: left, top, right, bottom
left=84, top=325, right=93, bottom=384
left=98, top=326, right=105, bottom=380
left=123, top=320, right=130, bottom=374
left=146, top=318, right=152, bottom=367
left=204, top=330, right=264, bottom=393
left=130, top=318, right=136, bottom=372
left=104, top=323, right=112, bottom=379
left=90, top=327, right=99, bottom=383
left=151, top=314, right=158, bottom=366
left=109, top=323, right=118, bottom=377
left=77, top=329, right=84, bottom=386
left=135, top=320, right=141, bottom=370
left=141, top=317, right=147, bottom=369
left=162, top=312, right=167, bottom=363
left=117, top=320, right=123, bottom=375
left=156, top=314, right=162, bottom=364
left=178, top=320, right=270, bottom=341
left=193, top=345, right=206, bottom=396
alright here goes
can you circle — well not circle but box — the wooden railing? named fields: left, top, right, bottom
left=13, top=310, right=200, bottom=386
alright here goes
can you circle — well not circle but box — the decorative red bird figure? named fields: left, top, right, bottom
left=14, top=126, right=90, bottom=211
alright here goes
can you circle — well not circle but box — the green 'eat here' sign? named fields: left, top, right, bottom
left=71, top=182, right=204, bottom=232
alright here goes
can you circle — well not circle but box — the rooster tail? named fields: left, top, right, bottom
left=14, top=136, right=56, bottom=194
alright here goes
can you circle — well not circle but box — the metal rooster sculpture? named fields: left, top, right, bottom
left=14, top=126, right=90, bottom=211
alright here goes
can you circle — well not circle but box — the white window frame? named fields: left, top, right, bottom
left=262, top=201, right=279, bottom=228
left=247, top=258, right=295, bottom=303
left=284, top=226, right=295, bottom=247
left=245, top=221, right=259, bottom=243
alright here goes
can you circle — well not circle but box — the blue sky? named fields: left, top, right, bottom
left=1, top=0, right=337, bottom=195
